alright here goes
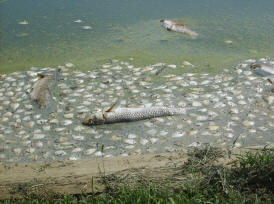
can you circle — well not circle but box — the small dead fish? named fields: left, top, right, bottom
left=250, top=63, right=274, bottom=77
left=160, top=19, right=198, bottom=39
left=30, top=70, right=59, bottom=108
left=82, top=103, right=186, bottom=125
left=18, top=20, right=29, bottom=25
left=30, top=74, right=53, bottom=108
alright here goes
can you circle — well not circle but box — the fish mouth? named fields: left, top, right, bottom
left=82, top=113, right=106, bottom=126
left=160, top=19, right=164, bottom=22
left=82, top=118, right=92, bottom=126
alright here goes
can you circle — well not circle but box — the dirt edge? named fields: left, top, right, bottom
left=0, top=146, right=263, bottom=199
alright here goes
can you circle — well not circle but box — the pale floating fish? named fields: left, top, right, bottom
left=124, top=139, right=136, bottom=145
left=69, top=156, right=79, bottom=161
left=18, top=20, right=29, bottom=25
left=55, top=150, right=67, bottom=156
left=81, top=25, right=92, bottom=30
left=160, top=19, right=198, bottom=39
left=72, top=135, right=85, bottom=141
left=30, top=69, right=59, bottom=108
left=82, top=103, right=186, bottom=125
left=224, top=40, right=233, bottom=44
left=250, top=62, right=274, bottom=77
left=74, top=19, right=82, bottom=23
left=65, top=62, right=74, bottom=68
left=30, top=75, right=52, bottom=108
left=140, top=139, right=149, bottom=145
left=183, top=61, right=194, bottom=66
left=72, top=147, right=82, bottom=153
left=63, top=120, right=73, bottom=126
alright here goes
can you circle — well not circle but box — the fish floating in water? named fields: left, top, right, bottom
left=30, top=70, right=59, bottom=108
left=250, top=62, right=274, bottom=83
left=160, top=19, right=198, bottom=39
left=250, top=63, right=274, bottom=77
left=82, top=103, right=186, bottom=126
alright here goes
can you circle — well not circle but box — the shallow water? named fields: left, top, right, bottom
left=0, top=59, right=273, bottom=164
left=1, top=0, right=274, bottom=73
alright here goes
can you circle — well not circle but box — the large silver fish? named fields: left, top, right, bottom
left=82, top=104, right=186, bottom=126
left=160, top=19, right=198, bottom=39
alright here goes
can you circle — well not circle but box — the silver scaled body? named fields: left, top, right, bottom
left=82, top=107, right=186, bottom=125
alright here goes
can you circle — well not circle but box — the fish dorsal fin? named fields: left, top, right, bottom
left=106, top=102, right=120, bottom=112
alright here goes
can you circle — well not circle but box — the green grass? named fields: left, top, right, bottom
left=0, top=185, right=247, bottom=204
left=1, top=147, right=274, bottom=204
left=230, top=149, right=274, bottom=197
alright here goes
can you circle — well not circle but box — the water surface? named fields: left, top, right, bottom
left=0, top=0, right=274, bottom=73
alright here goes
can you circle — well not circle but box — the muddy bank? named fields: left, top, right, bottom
left=0, top=146, right=265, bottom=200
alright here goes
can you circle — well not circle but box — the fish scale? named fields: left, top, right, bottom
left=105, top=107, right=186, bottom=123
left=83, top=107, right=186, bottom=125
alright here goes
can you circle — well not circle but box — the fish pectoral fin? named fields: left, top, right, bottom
left=106, top=101, right=120, bottom=112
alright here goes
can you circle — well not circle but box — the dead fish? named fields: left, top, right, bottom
left=30, top=70, right=59, bottom=108
left=82, top=103, right=186, bottom=125
left=250, top=63, right=274, bottom=77
left=160, top=19, right=198, bottom=39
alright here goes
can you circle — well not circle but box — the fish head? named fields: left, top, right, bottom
left=250, top=63, right=261, bottom=70
left=160, top=20, right=173, bottom=30
left=82, top=113, right=105, bottom=125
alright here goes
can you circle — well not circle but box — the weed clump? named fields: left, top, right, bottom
left=231, top=149, right=274, bottom=196
left=181, top=147, right=274, bottom=203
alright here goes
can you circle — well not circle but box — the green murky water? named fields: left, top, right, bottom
left=0, top=0, right=274, bottom=74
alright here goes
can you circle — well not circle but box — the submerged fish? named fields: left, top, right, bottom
left=82, top=104, right=186, bottom=125
left=160, top=19, right=198, bottom=39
